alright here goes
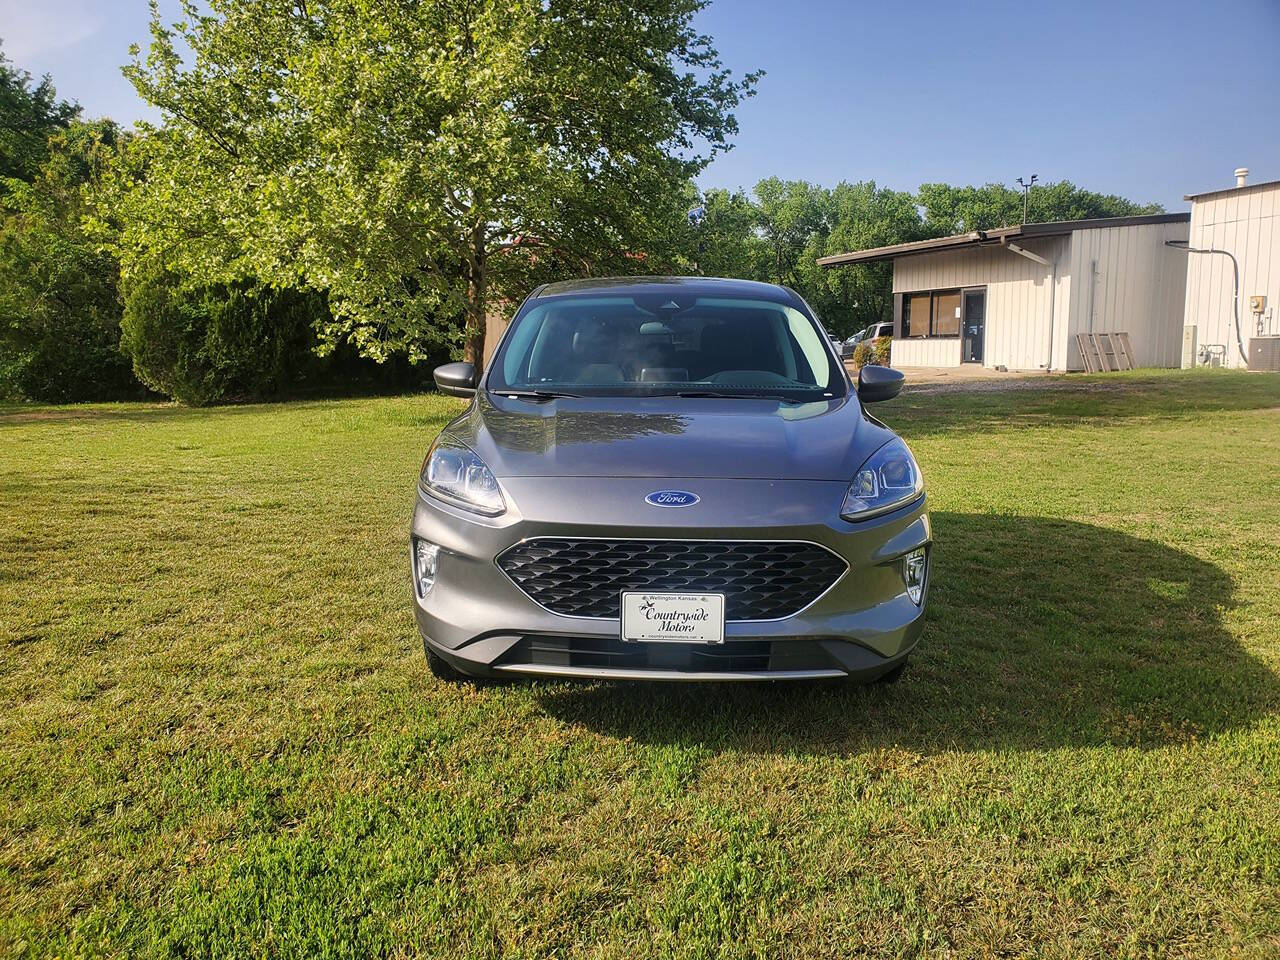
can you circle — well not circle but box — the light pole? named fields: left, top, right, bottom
left=1016, top=174, right=1038, bottom=224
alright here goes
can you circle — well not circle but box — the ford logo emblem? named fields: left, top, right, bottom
left=645, top=490, right=700, bottom=507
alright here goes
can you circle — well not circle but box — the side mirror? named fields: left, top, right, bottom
left=857, top=364, right=904, bottom=403
left=433, top=361, right=477, bottom=398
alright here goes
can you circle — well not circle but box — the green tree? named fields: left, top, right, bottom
left=685, top=186, right=768, bottom=280
left=800, top=180, right=925, bottom=336
left=111, top=0, right=759, bottom=369
left=0, top=119, right=141, bottom=401
left=752, top=177, right=829, bottom=288
left=674, top=177, right=1161, bottom=339
left=0, top=45, right=80, bottom=183
left=918, top=180, right=1162, bottom=233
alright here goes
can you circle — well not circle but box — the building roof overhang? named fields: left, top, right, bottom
left=817, top=213, right=1190, bottom=268
left=1183, top=179, right=1280, bottom=202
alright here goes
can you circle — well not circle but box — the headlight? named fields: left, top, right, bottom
left=420, top=437, right=505, bottom=516
left=840, top=437, right=924, bottom=521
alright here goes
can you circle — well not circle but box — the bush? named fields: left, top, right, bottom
left=850, top=340, right=872, bottom=369
left=0, top=294, right=141, bottom=402
left=122, top=271, right=328, bottom=405
left=120, top=270, right=440, bottom=405
left=872, top=335, right=892, bottom=366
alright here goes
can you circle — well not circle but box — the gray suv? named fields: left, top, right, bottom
left=412, top=277, right=930, bottom=683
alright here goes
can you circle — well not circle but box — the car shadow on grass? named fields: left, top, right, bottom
left=533, top=512, right=1280, bottom=754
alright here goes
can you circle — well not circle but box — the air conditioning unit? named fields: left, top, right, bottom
left=1249, top=336, right=1280, bottom=373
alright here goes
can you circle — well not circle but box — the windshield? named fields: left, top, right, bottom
left=487, top=293, right=845, bottom=400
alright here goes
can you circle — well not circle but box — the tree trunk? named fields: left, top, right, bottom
left=463, top=312, right=486, bottom=371
left=463, top=225, right=487, bottom=372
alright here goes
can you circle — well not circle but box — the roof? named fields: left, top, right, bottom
left=818, top=213, right=1190, bottom=268
left=1183, top=179, right=1280, bottom=202
left=534, top=276, right=798, bottom=302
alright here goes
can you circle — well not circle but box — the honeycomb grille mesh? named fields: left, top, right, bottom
left=496, top=538, right=846, bottom=620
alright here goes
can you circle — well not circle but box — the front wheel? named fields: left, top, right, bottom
left=873, top=659, right=908, bottom=685
left=426, top=645, right=475, bottom=684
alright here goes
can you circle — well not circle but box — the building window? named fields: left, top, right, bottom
left=903, top=288, right=963, bottom=338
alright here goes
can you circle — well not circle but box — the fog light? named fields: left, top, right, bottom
left=903, top=547, right=927, bottom=605
left=414, top=540, right=439, bottom=597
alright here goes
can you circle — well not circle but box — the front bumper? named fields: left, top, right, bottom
left=410, top=476, right=931, bottom=682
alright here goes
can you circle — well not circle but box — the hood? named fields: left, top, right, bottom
left=442, top=392, right=894, bottom=481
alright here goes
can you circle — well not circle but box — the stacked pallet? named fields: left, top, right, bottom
left=1075, top=332, right=1136, bottom=372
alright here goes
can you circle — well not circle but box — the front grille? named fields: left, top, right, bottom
left=496, top=538, right=847, bottom=620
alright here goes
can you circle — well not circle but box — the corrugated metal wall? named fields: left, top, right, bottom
left=1182, top=183, right=1280, bottom=369
left=891, top=224, right=1188, bottom=370
left=1062, top=221, right=1189, bottom=369
left=892, top=237, right=1068, bottom=370
left=890, top=337, right=961, bottom=366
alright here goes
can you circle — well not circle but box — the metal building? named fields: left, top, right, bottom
left=1179, top=169, right=1280, bottom=370
left=818, top=214, right=1190, bottom=371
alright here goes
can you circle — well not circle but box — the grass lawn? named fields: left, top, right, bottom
left=2, top=370, right=1278, bottom=958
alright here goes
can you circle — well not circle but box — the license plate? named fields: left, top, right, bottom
left=620, top=592, right=725, bottom=644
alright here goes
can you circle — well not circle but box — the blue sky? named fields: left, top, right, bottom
left=2, top=0, right=1276, bottom=210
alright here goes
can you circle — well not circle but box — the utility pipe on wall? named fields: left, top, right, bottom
left=1047, top=258, right=1058, bottom=370
left=1164, top=240, right=1248, bottom=366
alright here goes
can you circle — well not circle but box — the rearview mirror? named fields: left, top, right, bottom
left=433, top=361, right=477, bottom=398
left=857, top=364, right=904, bottom=403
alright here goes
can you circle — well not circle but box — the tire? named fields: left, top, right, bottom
left=425, top=645, right=472, bottom=683
left=873, top=659, right=908, bottom=685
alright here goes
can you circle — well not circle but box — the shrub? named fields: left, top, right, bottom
left=120, top=270, right=440, bottom=405
left=872, top=335, right=892, bottom=366
left=851, top=340, right=872, bottom=369
left=121, top=271, right=326, bottom=405
left=0, top=292, right=141, bottom=402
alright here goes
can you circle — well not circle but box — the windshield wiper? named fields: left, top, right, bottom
left=492, top=389, right=582, bottom=401
left=674, top=390, right=806, bottom=404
